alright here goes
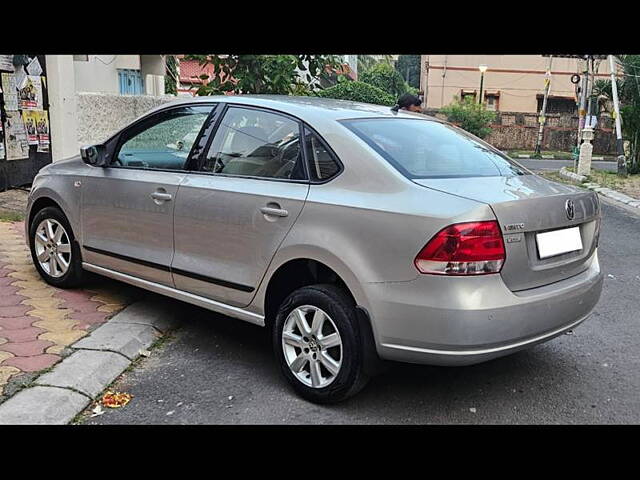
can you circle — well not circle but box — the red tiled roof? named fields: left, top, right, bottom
left=179, top=59, right=215, bottom=84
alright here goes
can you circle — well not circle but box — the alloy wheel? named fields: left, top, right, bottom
left=34, top=218, right=71, bottom=278
left=282, top=305, right=343, bottom=388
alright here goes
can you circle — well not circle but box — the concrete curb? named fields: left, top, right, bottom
left=558, top=167, right=640, bottom=210
left=559, top=166, right=587, bottom=183
left=0, top=295, right=182, bottom=425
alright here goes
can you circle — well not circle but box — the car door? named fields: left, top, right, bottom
left=172, top=105, right=310, bottom=307
left=81, top=104, right=214, bottom=286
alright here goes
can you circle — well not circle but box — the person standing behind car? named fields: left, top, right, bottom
left=391, top=93, right=423, bottom=113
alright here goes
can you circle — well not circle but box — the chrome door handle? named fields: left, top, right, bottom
left=260, top=206, right=288, bottom=217
left=150, top=192, right=172, bottom=201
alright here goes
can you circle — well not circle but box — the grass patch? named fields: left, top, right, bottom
left=582, top=169, right=640, bottom=199
left=0, top=210, right=25, bottom=222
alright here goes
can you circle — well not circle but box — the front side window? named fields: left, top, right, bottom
left=201, top=107, right=305, bottom=180
left=342, top=118, right=527, bottom=179
left=116, top=105, right=212, bottom=170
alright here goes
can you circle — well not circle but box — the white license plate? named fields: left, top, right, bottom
left=536, top=226, right=583, bottom=259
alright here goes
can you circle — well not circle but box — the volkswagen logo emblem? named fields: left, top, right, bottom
left=565, top=199, right=575, bottom=220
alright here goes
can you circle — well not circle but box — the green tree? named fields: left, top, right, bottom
left=395, top=55, right=421, bottom=89
left=184, top=55, right=342, bottom=96
left=317, top=81, right=395, bottom=106
left=357, top=55, right=395, bottom=75
left=360, top=62, right=408, bottom=97
left=592, top=55, right=640, bottom=173
left=164, top=55, right=178, bottom=95
left=440, top=96, right=496, bottom=139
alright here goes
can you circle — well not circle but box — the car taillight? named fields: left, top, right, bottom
left=414, top=221, right=505, bottom=275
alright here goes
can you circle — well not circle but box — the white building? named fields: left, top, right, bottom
left=46, top=55, right=167, bottom=161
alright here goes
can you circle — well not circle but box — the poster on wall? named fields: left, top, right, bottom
left=21, top=110, right=39, bottom=145
left=26, top=57, right=42, bottom=76
left=35, top=110, right=50, bottom=153
left=1, top=73, right=18, bottom=111
left=0, top=55, right=14, bottom=72
left=4, top=110, right=30, bottom=160
left=18, top=75, right=43, bottom=110
left=0, top=122, right=6, bottom=160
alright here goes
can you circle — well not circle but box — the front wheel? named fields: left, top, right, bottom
left=29, top=206, right=85, bottom=288
left=273, top=284, right=369, bottom=403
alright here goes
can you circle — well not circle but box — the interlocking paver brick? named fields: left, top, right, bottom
left=0, top=305, right=32, bottom=317
left=0, top=219, right=133, bottom=408
left=2, top=354, right=60, bottom=372
left=0, top=339, right=54, bottom=357
left=0, top=316, right=35, bottom=330
left=31, top=319, right=78, bottom=332
left=0, top=326, right=44, bottom=343
left=14, top=286, right=55, bottom=298
left=21, top=297, right=64, bottom=309
left=39, top=330, right=87, bottom=347
left=0, top=295, right=27, bottom=307
left=0, top=351, right=14, bottom=364
left=63, top=300, right=99, bottom=313
left=26, top=308, right=74, bottom=321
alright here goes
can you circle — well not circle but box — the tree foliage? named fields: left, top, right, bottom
left=440, top=96, right=496, bottom=139
left=317, top=81, right=395, bottom=106
left=184, top=54, right=342, bottom=96
left=164, top=55, right=178, bottom=95
left=357, top=55, right=394, bottom=75
left=592, top=55, right=640, bottom=173
left=360, top=62, right=408, bottom=97
left=395, top=55, right=421, bottom=89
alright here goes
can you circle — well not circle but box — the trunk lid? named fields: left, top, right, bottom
left=414, top=174, right=601, bottom=291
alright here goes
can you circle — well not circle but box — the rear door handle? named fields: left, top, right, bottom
left=260, top=206, right=288, bottom=217
left=150, top=191, right=172, bottom=202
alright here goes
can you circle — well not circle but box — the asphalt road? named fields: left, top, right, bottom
left=519, top=158, right=616, bottom=172
left=85, top=200, right=640, bottom=425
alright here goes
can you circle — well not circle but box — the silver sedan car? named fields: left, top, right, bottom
left=26, top=95, right=603, bottom=403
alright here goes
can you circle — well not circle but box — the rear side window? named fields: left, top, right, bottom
left=341, top=118, right=527, bottom=179
left=304, top=127, right=341, bottom=181
left=201, top=106, right=306, bottom=180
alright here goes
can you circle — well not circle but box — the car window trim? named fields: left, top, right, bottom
left=301, top=124, right=344, bottom=184
left=192, top=103, right=311, bottom=183
left=108, top=103, right=218, bottom=172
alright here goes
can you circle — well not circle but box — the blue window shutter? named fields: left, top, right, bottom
left=118, top=69, right=144, bottom=95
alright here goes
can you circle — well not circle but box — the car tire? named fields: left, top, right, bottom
left=273, top=283, right=370, bottom=403
left=29, top=206, right=85, bottom=289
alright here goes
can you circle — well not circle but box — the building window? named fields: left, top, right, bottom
left=118, top=69, right=144, bottom=95
left=537, top=95, right=577, bottom=115
left=485, top=94, right=499, bottom=111
left=460, top=90, right=476, bottom=103
left=73, top=55, right=89, bottom=62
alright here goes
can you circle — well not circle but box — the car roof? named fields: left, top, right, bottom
left=145, top=94, right=440, bottom=125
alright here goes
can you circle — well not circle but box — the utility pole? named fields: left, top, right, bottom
left=420, top=55, right=429, bottom=107
left=608, top=54, right=627, bottom=176
left=576, top=56, right=590, bottom=169
left=534, top=55, right=553, bottom=156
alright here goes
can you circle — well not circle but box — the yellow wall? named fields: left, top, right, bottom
left=424, top=55, right=612, bottom=113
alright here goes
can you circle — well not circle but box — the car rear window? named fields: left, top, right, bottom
left=341, top=118, right=527, bottom=179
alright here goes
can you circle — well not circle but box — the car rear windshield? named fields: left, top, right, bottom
left=341, top=118, right=528, bottom=179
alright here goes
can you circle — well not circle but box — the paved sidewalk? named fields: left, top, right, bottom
left=0, top=220, right=137, bottom=402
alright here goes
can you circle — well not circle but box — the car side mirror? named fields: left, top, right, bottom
left=80, top=145, right=107, bottom=167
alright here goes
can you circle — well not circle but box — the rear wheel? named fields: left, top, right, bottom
left=273, top=284, right=369, bottom=403
left=29, top=206, right=85, bottom=288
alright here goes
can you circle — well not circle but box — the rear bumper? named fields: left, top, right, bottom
left=363, top=250, right=603, bottom=366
